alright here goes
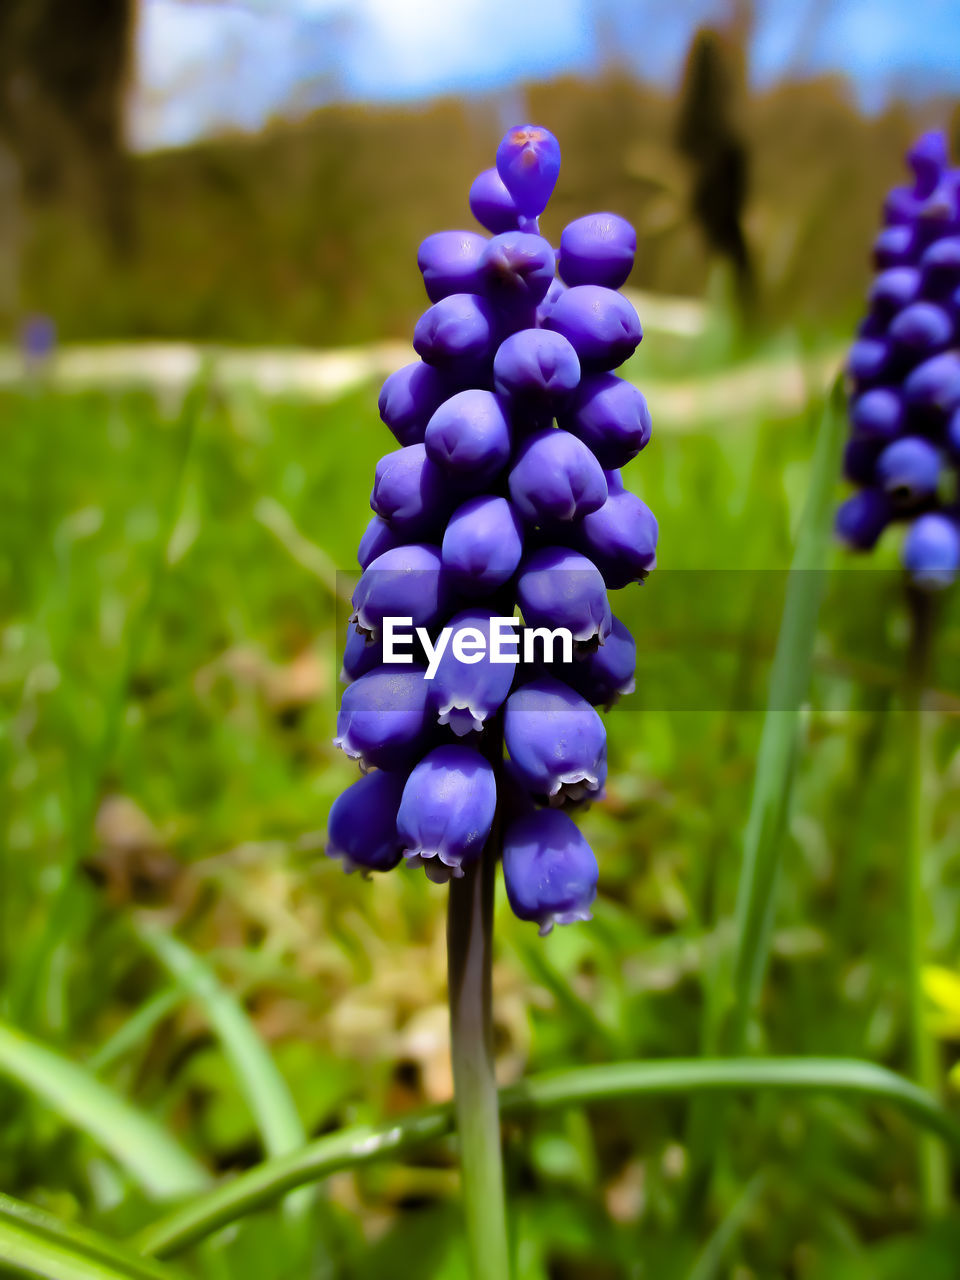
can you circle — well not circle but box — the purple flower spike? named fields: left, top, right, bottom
left=559, top=615, right=636, bottom=708
left=517, top=546, right=612, bottom=650
left=371, top=443, right=449, bottom=537
left=835, top=489, right=892, bottom=551
left=849, top=388, right=904, bottom=441
left=378, top=361, right=450, bottom=447
left=496, top=124, right=561, bottom=217
left=334, top=665, right=432, bottom=772
left=558, top=373, right=652, bottom=469
left=424, top=389, right=513, bottom=485
left=418, top=231, right=488, bottom=303
left=469, top=167, right=522, bottom=235
left=577, top=487, right=658, bottom=589
left=505, top=677, right=606, bottom=806
left=493, top=330, right=581, bottom=409
left=428, top=609, right=517, bottom=736
left=502, top=809, right=598, bottom=935
left=414, top=293, right=499, bottom=368
left=558, top=213, right=636, bottom=289
left=441, top=495, right=524, bottom=594
left=902, top=513, right=960, bottom=589
left=875, top=437, right=942, bottom=507
left=399, top=745, right=497, bottom=881
left=480, top=232, right=557, bottom=312
left=357, top=514, right=404, bottom=569
left=508, top=429, right=608, bottom=524
left=327, top=770, right=407, bottom=874
left=351, top=542, right=446, bottom=642
left=545, top=285, right=642, bottom=371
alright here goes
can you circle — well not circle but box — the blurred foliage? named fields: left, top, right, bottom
left=7, top=72, right=956, bottom=347
left=2, top=335, right=960, bottom=1273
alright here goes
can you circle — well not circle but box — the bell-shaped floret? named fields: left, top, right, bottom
left=334, top=664, right=432, bottom=772
left=504, top=676, right=607, bottom=805
left=849, top=388, right=904, bottom=441
left=427, top=609, right=517, bottom=736
left=480, top=232, right=557, bottom=312
left=902, top=513, right=960, bottom=589
left=341, top=625, right=383, bottom=683
left=888, top=302, right=953, bottom=357
left=517, top=546, right=612, bottom=650
left=834, top=489, right=892, bottom=552
left=418, top=231, right=488, bottom=303
left=545, top=285, right=642, bottom=371
left=441, top=495, right=524, bottom=595
left=558, top=372, right=652, bottom=468
left=496, top=124, right=561, bottom=218
left=509, top=429, right=608, bottom=524
left=378, top=361, right=450, bottom=446
left=493, top=329, right=580, bottom=410
left=399, top=745, right=497, bottom=881
left=327, top=770, right=407, bottom=874
left=351, top=542, right=446, bottom=642
left=558, top=616, right=636, bottom=708
left=424, top=389, right=513, bottom=486
left=558, top=212, right=636, bottom=289
left=875, top=436, right=942, bottom=507
left=469, top=167, right=522, bottom=235
left=576, top=487, right=658, bottom=589
left=413, top=293, right=499, bottom=368
left=502, top=808, right=598, bottom=935
left=370, top=443, right=449, bottom=538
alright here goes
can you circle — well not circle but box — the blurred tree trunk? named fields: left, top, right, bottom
left=675, top=24, right=755, bottom=321
left=0, top=0, right=134, bottom=318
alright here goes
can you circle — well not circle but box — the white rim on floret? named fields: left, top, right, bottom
left=436, top=699, right=485, bottom=736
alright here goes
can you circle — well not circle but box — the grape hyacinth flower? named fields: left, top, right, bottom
left=837, top=131, right=960, bottom=589
left=328, top=125, right=658, bottom=1276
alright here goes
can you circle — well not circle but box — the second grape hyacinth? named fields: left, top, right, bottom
left=837, top=130, right=960, bottom=589
left=329, top=124, right=658, bottom=935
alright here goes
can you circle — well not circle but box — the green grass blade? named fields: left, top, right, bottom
left=729, top=378, right=847, bottom=1046
left=135, top=925, right=309, bottom=1214
left=0, top=1021, right=208, bottom=1198
left=0, top=1192, right=183, bottom=1280
left=134, top=1055, right=960, bottom=1258
left=87, top=987, right=184, bottom=1076
left=685, top=1173, right=766, bottom=1280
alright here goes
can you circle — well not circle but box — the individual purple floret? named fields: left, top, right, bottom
left=399, top=745, right=497, bottom=882
left=371, top=444, right=449, bottom=537
left=508, top=429, right=608, bottom=525
left=351, top=543, right=446, bottom=641
left=558, top=616, right=637, bottom=708
left=357, top=514, right=404, bottom=569
left=558, top=373, right=652, bottom=468
left=902, top=514, right=960, bottom=589
left=517, top=546, right=613, bottom=650
left=577, top=486, right=659, bottom=588
left=545, top=285, right=642, bottom=371
left=480, top=232, right=556, bottom=313
left=424, top=389, right=513, bottom=485
left=418, top=231, right=488, bottom=302
left=558, top=213, right=636, bottom=289
left=414, top=293, right=499, bottom=368
left=496, top=124, right=561, bottom=218
left=441, top=495, right=524, bottom=594
left=504, top=677, right=607, bottom=806
left=334, top=665, right=432, bottom=771
left=331, top=123, right=659, bottom=932
left=838, top=130, right=960, bottom=589
left=378, top=362, right=450, bottom=446
left=493, top=330, right=581, bottom=410
left=327, top=770, right=407, bottom=874
left=502, top=809, right=599, bottom=935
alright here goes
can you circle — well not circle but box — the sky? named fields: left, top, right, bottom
left=131, top=0, right=960, bottom=151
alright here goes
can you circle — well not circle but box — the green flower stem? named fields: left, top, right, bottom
left=447, top=842, right=510, bottom=1280
left=134, top=1057, right=960, bottom=1259
left=904, top=585, right=949, bottom=1215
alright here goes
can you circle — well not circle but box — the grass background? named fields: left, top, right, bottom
left=2, top=307, right=960, bottom=1276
